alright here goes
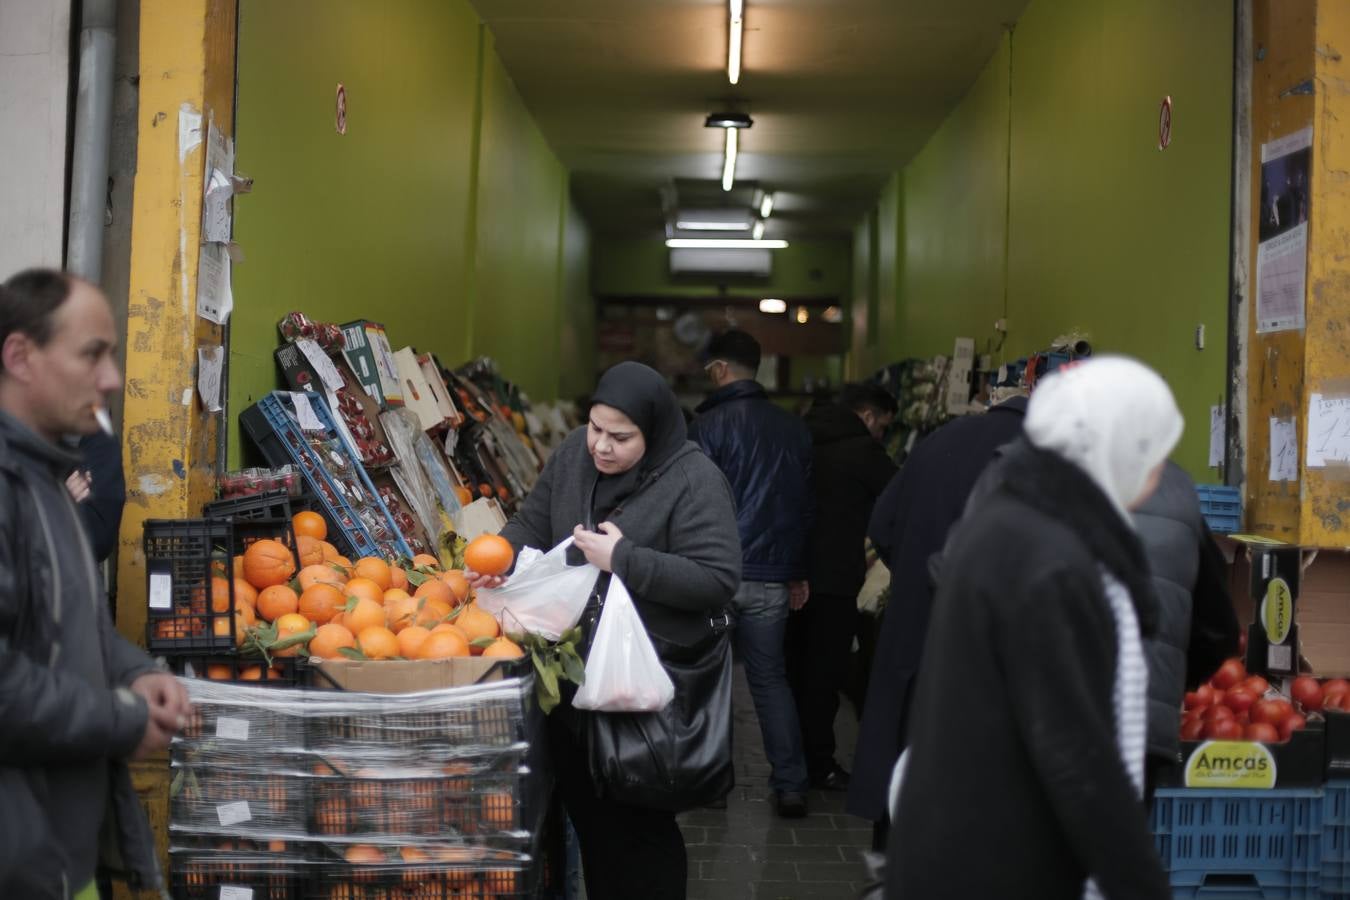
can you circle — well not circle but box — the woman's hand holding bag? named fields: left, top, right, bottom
left=474, top=537, right=600, bottom=640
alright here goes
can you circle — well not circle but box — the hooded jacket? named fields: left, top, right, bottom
left=689, top=379, right=812, bottom=582
left=802, top=403, right=896, bottom=597
left=0, top=410, right=161, bottom=897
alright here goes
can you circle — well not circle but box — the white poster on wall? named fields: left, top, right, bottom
left=1255, top=127, right=1312, bottom=334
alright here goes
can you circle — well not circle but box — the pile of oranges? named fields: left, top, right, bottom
left=200, top=511, right=523, bottom=663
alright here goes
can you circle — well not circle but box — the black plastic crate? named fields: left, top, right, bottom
left=170, top=768, right=307, bottom=836
left=205, top=489, right=296, bottom=522
left=169, top=654, right=304, bottom=687
left=171, top=851, right=308, bottom=900
left=310, top=765, right=528, bottom=841
left=303, top=844, right=532, bottom=899
left=144, top=519, right=236, bottom=653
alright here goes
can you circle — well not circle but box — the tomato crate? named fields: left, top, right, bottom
left=239, top=391, right=411, bottom=561
left=1152, top=788, right=1323, bottom=897
left=144, top=518, right=236, bottom=653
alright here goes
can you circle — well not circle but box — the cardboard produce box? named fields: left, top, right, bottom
left=340, top=320, right=403, bottom=407
left=306, top=656, right=527, bottom=693
left=1164, top=723, right=1326, bottom=789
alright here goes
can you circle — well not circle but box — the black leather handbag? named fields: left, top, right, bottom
left=585, top=611, right=735, bottom=812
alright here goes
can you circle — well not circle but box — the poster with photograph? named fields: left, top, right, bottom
left=1256, top=127, right=1312, bottom=334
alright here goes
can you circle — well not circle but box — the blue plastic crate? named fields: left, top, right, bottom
left=241, top=391, right=412, bottom=561
left=1152, top=788, right=1323, bottom=877
left=1322, top=781, right=1350, bottom=894
left=1197, top=484, right=1242, bottom=534
left=1167, top=865, right=1321, bottom=898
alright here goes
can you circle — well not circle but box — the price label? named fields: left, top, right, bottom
left=148, top=568, right=173, bottom=611
left=216, top=801, right=252, bottom=827
left=297, top=338, right=345, bottom=391
left=219, top=887, right=254, bottom=900
left=215, top=717, right=250, bottom=741
left=291, top=392, right=325, bottom=432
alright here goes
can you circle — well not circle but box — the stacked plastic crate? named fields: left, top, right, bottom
left=168, top=677, right=547, bottom=899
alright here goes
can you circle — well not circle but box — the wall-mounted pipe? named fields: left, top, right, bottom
left=65, top=0, right=117, bottom=280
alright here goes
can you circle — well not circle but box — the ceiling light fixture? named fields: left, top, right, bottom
left=759, top=193, right=774, bottom=218
left=704, top=111, right=753, bottom=129
left=677, top=220, right=752, bottom=231
left=721, top=126, right=738, bottom=191
left=666, top=238, right=789, bottom=249
left=796, top=307, right=809, bottom=324
left=752, top=220, right=765, bottom=240
left=759, top=298, right=787, bottom=314
left=728, top=0, right=744, bottom=85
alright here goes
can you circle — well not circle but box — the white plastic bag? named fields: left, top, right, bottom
left=475, top=537, right=598, bottom=640
left=573, top=576, right=675, bottom=712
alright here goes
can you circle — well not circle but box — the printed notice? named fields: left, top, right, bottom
left=201, top=117, right=235, bottom=244
left=291, top=392, right=325, bottom=432
left=1209, top=406, right=1225, bottom=467
left=297, top=339, right=345, bottom=391
left=1306, top=393, right=1350, bottom=467
left=216, top=801, right=252, bottom=827
left=218, top=887, right=254, bottom=900
left=1269, top=418, right=1298, bottom=481
left=215, top=717, right=251, bottom=741
left=197, top=345, right=224, bottom=412
left=196, top=243, right=232, bottom=324
left=1256, top=127, right=1312, bottom=333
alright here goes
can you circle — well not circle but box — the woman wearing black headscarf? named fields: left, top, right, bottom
left=473, top=362, right=742, bottom=900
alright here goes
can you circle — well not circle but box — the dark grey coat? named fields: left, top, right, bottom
left=500, top=427, right=742, bottom=646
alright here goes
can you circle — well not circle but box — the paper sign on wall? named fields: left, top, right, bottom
left=1209, top=406, right=1225, bottom=468
left=1269, top=418, right=1298, bottom=482
left=1306, top=394, right=1350, bottom=467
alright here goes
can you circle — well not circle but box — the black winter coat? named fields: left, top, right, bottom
left=689, top=380, right=813, bottom=582
left=846, top=397, right=1026, bottom=821
left=887, top=438, right=1168, bottom=900
left=802, top=404, right=896, bottom=597
left=1133, top=462, right=1240, bottom=760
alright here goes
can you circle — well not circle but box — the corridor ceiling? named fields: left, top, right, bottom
left=470, top=0, right=1029, bottom=240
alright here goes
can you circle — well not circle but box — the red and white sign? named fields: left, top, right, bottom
left=335, top=83, right=348, bottom=135
left=1158, top=95, right=1172, bottom=150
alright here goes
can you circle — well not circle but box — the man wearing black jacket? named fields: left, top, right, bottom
left=788, top=383, right=897, bottom=789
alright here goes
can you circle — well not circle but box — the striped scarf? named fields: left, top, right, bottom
left=1084, top=569, right=1149, bottom=900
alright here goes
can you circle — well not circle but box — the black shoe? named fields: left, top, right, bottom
left=810, top=762, right=851, bottom=791
left=774, top=790, right=808, bottom=819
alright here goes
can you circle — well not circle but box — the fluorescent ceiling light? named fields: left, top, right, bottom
left=666, top=238, right=789, bottom=249
left=728, top=0, right=744, bottom=85
left=752, top=220, right=765, bottom=240
left=721, top=127, right=738, bottom=191
left=759, top=298, right=787, bottom=314
left=759, top=193, right=774, bottom=218
left=705, top=111, right=753, bottom=129
left=676, top=208, right=754, bottom=231
left=677, top=221, right=751, bottom=231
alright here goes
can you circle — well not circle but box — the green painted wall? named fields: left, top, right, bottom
left=558, top=195, right=595, bottom=402
left=592, top=236, right=851, bottom=301
left=229, top=2, right=592, bottom=465
left=856, top=0, right=1233, bottom=475
left=472, top=37, right=569, bottom=404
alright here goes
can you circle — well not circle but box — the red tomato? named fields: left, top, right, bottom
left=1180, top=718, right=1206, bottom=741
left=1251, top=698, right=1295, bottom=727
left=1291, top=676, right=1324, bottom=712
left=1210, top=689, right=1227, bottom=708
left=1338, top=692, right=1350, bottom=713
left=1325, top=678, right=1350, bottom=695
left=1206, top=718, right=1244, bottom=740
left=1243, top=675, right=1271, bottom=697
left=1202, top=704, right=1236, bottom=721
left=1212, top=658, right=1247, bottom=691
left=1184, top=685, right=1213, bottom=710
left=1224, top=688, right=1257, bottom=715
left=1280, top=713, right=1308, bottom=741
left=1244, top=722, right=1281, bottom=743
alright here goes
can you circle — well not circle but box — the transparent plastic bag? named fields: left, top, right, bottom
left=475, top=538, right=598, bottom=641
left=572, top=576, right=674, bottom=712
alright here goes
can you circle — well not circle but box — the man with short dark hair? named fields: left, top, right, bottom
left=0, top=268, right=190, bottom=898
left=788, top=383, right=898, bottom=790
left=690, top=329, right=814, bottom=818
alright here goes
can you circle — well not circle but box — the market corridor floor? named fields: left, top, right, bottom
left=677, top=660, right=872, bottom=899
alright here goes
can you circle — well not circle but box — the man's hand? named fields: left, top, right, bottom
left=65, top=470, right=92, bottom=504
left=788, top=580, right=810, bottom=611
left=573, top=522, right=624, bottom=572
left=130, top=717, right=173, bottom=761
left=130, top=671, right=192, bottom=735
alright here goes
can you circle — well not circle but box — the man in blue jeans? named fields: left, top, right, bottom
left=689, top=330, right=814, bottom=818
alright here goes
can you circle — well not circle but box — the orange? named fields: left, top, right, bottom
left=343, top=597, right=386, bottom=635
left=357, top=625, right=399, bottom=660
left=292, top=510, right=327, bottom=541
left=411, top=553, right=440, bottom=570
left=480, top=791, right=515, bottom=829
left=298, top=563, right=346, bottom=592
left=439, top=570, right=471, bottom=604
left=329, top=611, right=345, bottom=628
left=430, top=622, right=469, bottom=642
left=396, top=625, right=431, bottom=659
left=208, top=576, right=233, bottom=613
left=351, top=557, right=392, bottom=591
left=331, top=555, right=353, bottom=571
left=206, top=663, right=232, bottom=680
left=384, top=592, right=419, bottom=633
left=414, top=598, right=452, bottom=629
left=414, top=577, right=453, bottom=609
left=233, top=577, right=258, bottom=611
left=343, top=844, right=383, bottom=865
left=232, top=555, right=245, bottom=579
left=242, top=539, right=296, bottom=589
left=463, top=534, right=513, bottom=576
left=417, top=629, right=469, bottom=659
left=343, top=577, right=385, bottom=606
left=453, top=602, right=500, bottom=651
left=272, top=612, right=312, bottom=657
left=452, top=485, right=473, bottom=507
left=299, top=583, right=344, bottom=625
left=482, top=636, right=523, bottom=659
left=213, top=603, right=255, bottom=647
left=319, top=540, right=342, bottom=562
left=256, top=584, right=299, bottom=622
left=388, top=566, right=408, bottom=591
left=296, top=534, right=325, bottom=568
left=310, top=623, right=356, bottom=660
left=238, top=665, right=263, bottom=681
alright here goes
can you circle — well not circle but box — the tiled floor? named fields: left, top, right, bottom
left=678, top=662, right=873, bottom=900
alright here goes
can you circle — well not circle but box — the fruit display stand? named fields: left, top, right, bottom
left=167, top=675, right=548, bottom=899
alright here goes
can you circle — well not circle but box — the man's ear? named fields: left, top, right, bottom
left=1, top=332, right=34, bottom=384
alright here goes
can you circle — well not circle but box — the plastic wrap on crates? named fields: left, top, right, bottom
left=170, top=765, right=310, bottom=838
left=171, top=847, right=311, bottom=900
left=307, top=840, right=533, bottom=899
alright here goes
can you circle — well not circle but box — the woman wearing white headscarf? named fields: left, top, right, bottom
left=884, top=357, right=1179, bottom=900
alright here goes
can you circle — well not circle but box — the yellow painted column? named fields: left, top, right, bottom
left=1302, top=1, right=1350, bottom=546
left=114, top=2, right=236, bottom=895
